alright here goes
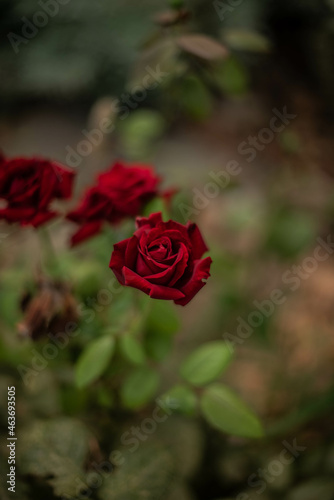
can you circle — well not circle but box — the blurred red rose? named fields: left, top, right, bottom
left=67, top=161, right=162, bottom=246
left=0, top=155, right=75, bottom=227
left=109, top=212, right=212, bottom=306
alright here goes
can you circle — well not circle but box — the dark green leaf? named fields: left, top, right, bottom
left=120, top=333, right=146, bottom=366
left=121, top=367, right=160, bottom=409
left=75, top=336, right=115, bottom=388
left=160, top=384, right=197, bottom=415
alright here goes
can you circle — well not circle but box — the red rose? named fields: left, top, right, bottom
left=109, top=212, right=212, bottom=306
left=0, top=155, right=75, bottom=227
left=67, top=161, right=162, bottom=246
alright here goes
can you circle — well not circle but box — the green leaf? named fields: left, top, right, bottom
left=97, top=386, right=114, bottom=408
left=145, top=330, right=173, bottom=361
left=177, top=34, right=228, bottom=61
left=119, top=333, right=146, bottom=366
left=214, top=56, right=249, bottom=96
left=121, top=367, right=160, bottom=409
left=265, top=209, right=317, bottom=259
left=146, top=300, right=180, bottom=336
left=200, top=383, right=264, bottom=438
left=161, top=384, right=197, bottom=416
left=177, top=75, right=213, bottom=120
left=180, top=341, right=233, bottom=386
left=223, top=29, right=272, bottom=53
left=75, top=336, right=115, bottom=388
left=118, top=109, right=166, bottom=161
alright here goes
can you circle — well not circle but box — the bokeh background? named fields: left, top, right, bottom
left=1, top=0, right=334, bottom=499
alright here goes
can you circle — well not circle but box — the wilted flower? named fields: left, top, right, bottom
left=18, top=278, right=78, bottom=341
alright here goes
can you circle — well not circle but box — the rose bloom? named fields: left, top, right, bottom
left=67, top=161, right=161, bottom=246
left=0, top=154, right=75, bottom=227
left=109, top=212, right=212, bottom=306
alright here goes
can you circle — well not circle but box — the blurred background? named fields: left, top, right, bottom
left=1, top=0, right=334, bottom=499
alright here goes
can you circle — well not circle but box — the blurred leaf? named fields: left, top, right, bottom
left=97, top=386, right=114, bottom=408
left=180, top=341, right=233, bottom=386
left=200, top=383, right=264, bottom=438
left=18, top=418, right=90, bottom=498
left=146, top=300, right=180, bottom=336
left=119, top=333, right=146, bottom=366
left=177, top=75, right=213, bottom=120
left=265, top=209, right=317, bottom=259
left=75, top=335, right=115, bottom=388
left=177, top=34, right=228, bottom=61
left=223, top=29, right=272, bottom=53
left=279, top=130, right=301, bottom=153
left=118, top=109, right=166, bottom=160
left=145, top=330, right=173, bottom=361
left=144, top=300, right=179, bottom=360
left=160, top=384, right=197, bottom=416
left=71, top=260, right=105, bottom=298
left=99, top=444, right=174, bottom=500
left=121, top=367, right=160, bottom=409
left=213, top=57, right=249, bottom=96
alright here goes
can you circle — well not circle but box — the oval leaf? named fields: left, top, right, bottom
left=161, top=384, right=197, bottom=416
left=177, top=34, right=228, bottom=60
left=121, top=367, right=160, bottom=409
left=120, top=333, right=146, bottom=365
left=180, top=341, right=233, bottom=386
left=200, top=383, right=264, bottom=438
left=223, top=29, right=272, bottom=53
left=75, top=336, right=115, bottom=388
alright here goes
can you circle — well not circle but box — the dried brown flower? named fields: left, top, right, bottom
left=18, top=277, right=78, bottom=341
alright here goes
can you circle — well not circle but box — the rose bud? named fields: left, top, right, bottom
left=109, top=212, right=212, bottom=306
left=67, top=161, right=164, bottom=246
left=18, top=278, right=78, bottom=341
left=0, top=154, right=75, bottom=227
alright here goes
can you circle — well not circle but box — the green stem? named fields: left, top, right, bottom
left=37, top=226, right=61, bottom=276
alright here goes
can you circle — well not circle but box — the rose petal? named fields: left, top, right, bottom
left=187, top=222, right=209, bottom=259
left=109, top=239, right=130, bottom=284
left=70, top=221, right=103, bottom=247
left=174, top=256, right=212, bottom=306
left=123, top=267, right=185, bottom=300
left=135, top=212, right=163, bottom=230
left=29, top=211, right=58, bottom=227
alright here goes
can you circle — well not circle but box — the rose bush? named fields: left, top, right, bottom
left=109, top=212, right=212, bottom=305
left=0, top=154, right=75, bottom=227
left=67, top=161, right=162, bottom=245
